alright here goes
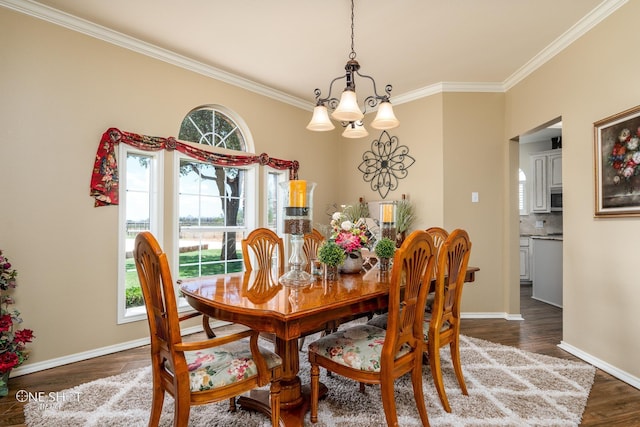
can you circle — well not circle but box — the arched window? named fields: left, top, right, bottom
left=118, top=105, right=258, bottom=323
left=175, top=105, right=256, bottom=279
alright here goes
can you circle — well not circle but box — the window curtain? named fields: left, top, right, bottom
left=89, top=127, right=300, bottom=207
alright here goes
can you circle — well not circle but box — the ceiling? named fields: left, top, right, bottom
left=11, top=0, right=620, bottom=111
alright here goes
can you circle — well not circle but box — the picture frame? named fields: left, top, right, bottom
left=594, top=105, right=640, bottom=217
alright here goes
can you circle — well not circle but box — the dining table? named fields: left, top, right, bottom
left=179, top=264, right=479, bottom=427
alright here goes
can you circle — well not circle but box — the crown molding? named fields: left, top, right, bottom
left=2, top=0, right=628, bottom=108
left=0, top=0, right=312, bottom=111
left=503, top=0, right=628, bottom=90
left=392, top=82, right=505, bottom=106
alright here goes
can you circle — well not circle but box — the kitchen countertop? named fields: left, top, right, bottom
left=521, top=233, right=563, bottom=241
left=529, top=234, right=563, bottom=241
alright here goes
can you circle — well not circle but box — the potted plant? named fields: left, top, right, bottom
left=395, top=198, right=416, bottom=247
left=317, top=241, right=346, bottom=280
left=0, top=249, right=35, bottom=397
left=374, top=237, right=396, bottom=271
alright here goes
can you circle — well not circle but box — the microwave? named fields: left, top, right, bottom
left=550, top=188, right=563, bottom=211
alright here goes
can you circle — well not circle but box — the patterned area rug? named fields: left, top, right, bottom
left=24, top=335, right=595, bottom=426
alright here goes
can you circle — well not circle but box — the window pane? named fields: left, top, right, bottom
left=178, top=157, right=247, bottom=278
left=179, top=108, right=246, bottom=151
left=125, top=153, right=154, bottom=310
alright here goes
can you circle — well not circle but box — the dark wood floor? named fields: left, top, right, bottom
left=1, top=285, right=639, bottom=426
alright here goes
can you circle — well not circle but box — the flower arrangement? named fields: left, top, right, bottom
left=0, top=249, right=35, bottom=375
left=608, top=127, right=640, bottom=189
left=330, top=211, right=370, bottom=255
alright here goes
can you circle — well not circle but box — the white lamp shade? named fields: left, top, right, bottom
left=370, top=101, right=399, bottom=130
left=331, top=90, right=364, bottom=122
left=306, top=105, right=335, bottom=131
left=342, top=121, right=369, bottom=138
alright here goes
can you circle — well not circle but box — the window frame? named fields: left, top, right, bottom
left=117, top=146, right=164, bottom=324
left=172, top=151, right=257, bottom=309
left=264, top=168, right=287, bottom=235
left=519, top=168, right=527, bottom=215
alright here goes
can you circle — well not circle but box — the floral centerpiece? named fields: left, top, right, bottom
left=330, top=211, right=370, bottom=255
left=1, top=249, right=35, bottom=395
left=330, top=210, right=370, bottom=273
left=608, top=127, right=640, bottom=192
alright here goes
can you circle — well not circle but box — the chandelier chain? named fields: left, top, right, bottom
left=349, top=0, right=356, bottom=60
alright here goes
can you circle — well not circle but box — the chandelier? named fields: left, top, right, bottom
left=306, top=0, right=399, bottom=138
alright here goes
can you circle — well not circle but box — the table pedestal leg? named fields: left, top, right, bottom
left=238, top=336, right=326, bottom=427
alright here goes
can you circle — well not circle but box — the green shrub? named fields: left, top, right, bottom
left=125, top=286, right=145, bottom=308
left=318, top=241, right=346, bottom=267
left=375, top=237, right=396, bottom=259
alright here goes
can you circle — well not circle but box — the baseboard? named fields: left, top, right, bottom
left=558, top=341, right=640, bottom=390
left=462, top=312, right=524, bottom=321
left=9, top=324, right=207, bottom=378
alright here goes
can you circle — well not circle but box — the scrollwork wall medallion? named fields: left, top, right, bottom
left=358, top=131, right=415, bottom=199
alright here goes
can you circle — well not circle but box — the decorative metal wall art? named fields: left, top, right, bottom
left=358, top=130, right=415, bottom=199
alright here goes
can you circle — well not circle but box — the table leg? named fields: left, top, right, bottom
left=238, top=336, right=326, bottom=427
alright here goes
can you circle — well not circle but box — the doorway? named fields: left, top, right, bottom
left=517, top=119, right=563, bottom=309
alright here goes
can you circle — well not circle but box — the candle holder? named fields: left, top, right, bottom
left=279, top=180, right=316, bottom=287
left=379, top=201, right=397, bottom=242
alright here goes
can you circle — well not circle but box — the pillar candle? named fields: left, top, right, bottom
left=382, top=204, right=394, bottom=223
left=289, top=180, right=307, bottom=207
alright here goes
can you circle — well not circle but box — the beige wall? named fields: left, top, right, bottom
left=442, top=92, right=508, bottom=314
left=506, top=1, right=640, bottom=379
left=0, top=9, right=340, bottom=366
left=2, top=0, right=639, bottom=385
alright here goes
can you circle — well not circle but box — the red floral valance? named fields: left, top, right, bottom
left=89, top=127, right=299, bottom=207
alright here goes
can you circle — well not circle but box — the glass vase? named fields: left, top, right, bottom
left=279, top=180, right=316, bottom=287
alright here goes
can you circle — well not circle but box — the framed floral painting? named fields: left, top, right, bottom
left=594, top=105, right=640, bottom=217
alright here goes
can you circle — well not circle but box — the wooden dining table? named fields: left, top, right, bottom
left=180, top=265, right=479, bottom=427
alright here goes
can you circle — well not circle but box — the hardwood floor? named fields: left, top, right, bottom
left=1, top=285, right=639, bottom=426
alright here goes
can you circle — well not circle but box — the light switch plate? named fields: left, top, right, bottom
left=535, top=220, right=544, bottom=228
left=471, top=192, right=479, bottom=203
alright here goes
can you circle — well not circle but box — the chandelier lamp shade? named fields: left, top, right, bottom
left=306, top=0, right=399, bottom=137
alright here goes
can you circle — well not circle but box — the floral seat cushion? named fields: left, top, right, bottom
left=422, top=312, right=451, bottom=341
left=367, top=313, right=450, bottom=342
left=166, top=340, right=281, bottom=392
left=308, top=324, right=410, bottom=371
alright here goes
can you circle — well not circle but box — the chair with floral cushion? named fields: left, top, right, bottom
left=424, top=228, right=472, bottom=413
left=307, top=230, right=436, bottom=427
left=133, top=231, right=283, bottom=427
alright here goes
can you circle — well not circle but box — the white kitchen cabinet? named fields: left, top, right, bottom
left=549, top=151, right=563, bottom=188
left=531, top=237, right=563, bottom=307
left=519, top=237, right=531, bottom=282
left=530, top=150, right=562, bottom=212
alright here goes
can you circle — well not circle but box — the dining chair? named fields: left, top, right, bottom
left=242, top=228, right=285, bottom=273
left=425, top=228, right=472, bottom=412
left=201, top=228, right=284, bottom=339
left=426, top=227, right=449, bottom=279
left=133, top=231, right=283, bottom=427
left=241, top=228, right=285, bottom=345
left=303, top=228, right=325, bottom=273
left=425, top=227, right=449, bottom=312
left=308, top=230, right=436, bottom=427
